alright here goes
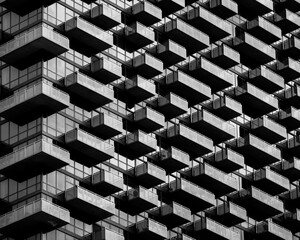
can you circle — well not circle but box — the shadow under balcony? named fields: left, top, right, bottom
left=204, top=148, right=244, bottom=173
left=181, top=109, right=235, bottom=144
left=207, top=0, right=238, bottom=19
left=161, top=70, right=211, bottom=107
left=148, top=146, right=190, bottom=174
left=271, top=158, right=300, bottom=182
left=65, top=71, right=113, bottom=111
left=116, top=186, right=158, bottom=215
left=182, top=57, right=234, bottom=93
left=116, top=130, right=157, bottom=160
left=206, top=201, right=247, bottom=227
left=149, top=202, right=192, bottom=229
left=228, top=186, right=284, bottom=221
left=243, top=168, right=290, bottom=196
left=81, top=169, right=123, bottom=197
left=186, top=6, right=232, bottom=41
left=64, top=186, right=115, bottom=224
left=161, top=179, right=215, bottom=213
left=64, top=128, right=114, bottom=167
left=87, top=4, right=121, bottom=30
left=162, top=124, right=213, bottom=157
left=227, top=134, right=281, bottom=169
left=182, top=162, right=239, bottom=197
left=204, top=95, right=242, bottom=121
left=0, top=139, right=70, bottom=182
left=0, top=80, right=70, bottom=125
left=240, top=116, right=286, bottom=144
left=0, top=24, right=69, bottom=70
left=0, top=199, right=70, bottom=239
left=0, top=0, right=60, bottom=16
left=63, top=17, right=113, bottom=56
left=226, top=82, right=278, bottom=118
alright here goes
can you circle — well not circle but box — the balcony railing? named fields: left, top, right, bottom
left=0, top=79, right=70, bottom=125
left=0, top=139, right=70, bottom=182
left=0, top=198, right=70, bottom=239
left=0, top=24, right=69, bottom=69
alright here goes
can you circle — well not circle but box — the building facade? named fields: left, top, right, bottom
left=0, top=0, right=299, bottom=239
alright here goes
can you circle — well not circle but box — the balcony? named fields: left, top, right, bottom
left=83, top=58, right=122, bottom=84
left=278, top=36, right=300, bottom=60
left=208, top=0, right=238, bottom=19
left=162, top=70, right=211, bottom=106
left=0, top=24, right=69, bottom=70
left=170, top=234, right=197, bottom=240
left=130, top=219, right=167, bottom=240
left=63, top=17, right=112, bottom=56
left=64, top=128, right=114, bottom=167
left=89, top=113, right=123, bottom=140
left=207, top=44, right=240, bottom=69
left=64, top=186, right=115, bottom=224
left=273, top=210, right=300, bottom=233
left=162, top=18, right=210, bottom=54
left=236, top=0, right=273, bottom=20
left=163, top=124, right=213, bottom=157
left=229, top=186, right=284, bottom=221
left=130, top=53, right=163, bottom=79
left=250, top=221, right=293, bottom=240
left=226, top=82, right=278, bottom=118
left=183, top=57, right=234, bottom=92
left=92, top=225, right=124, bottom=240
left=183, top=162, right=239, bottom=197
left=149, top=147, right=190, bottom=174
left=206, top=202, right=247, bottom=227
left=0, top=80, right=70, bottom=125
left=164, top=179, right=215, bottom=213
left=116, top=186, right=158, bottom=215
left=229, top=32, right=276, bottom=67
left=278, top=85, right=300, bottom=109
left=116, top=22, right=154, bottom=52
left=245, top=16, right=282, bottom=44
left=187, top=6, right=232, bottom=41
left=116, top=75, right=156, bottom=106
left=0, top=139, right=70, bottom=182
left=280, top=187, right=300, bottom=209
left=270, top=58, right=300, bottom=82
left=270, top=9, right=300, bottom=33
left=183, top=109, right=235, bottom=144
left=132, top=162, right=166, bottom=188
left=0, top=199, right=70, bottom=239
left=272, top=158, right=300, bottom=182
left=0, top=0, right=60, bottom=16
left=132, top=107, right=165, bottom=132
left=205, top=95, right=242, bottom=121
left=274, top=0, right=300, bottom=12
left=88, top=5, right=121, bottom=30
left=117, top=130, right=157, bottom=160
left=129, top=1, right=162, bottom=26
left=269, top=107, right=300, bottom=131
left=244, top=168, right=290, bottom=195
left=244, top=66, right=284, bottom=94
left=153, top=40, right=187, bottom=67
left=228, top=134, right=281, bottom=169
left=204, top=148, right=244, bottom=173
left=148, top=0, right=185, bottom=17
left=183, top=217, right=240, bottom=240
left=65, top=71, right=113, bottom=111
left=278, top=135, right=300, bottom=158
left=150, top=202, right=192, bottom=228
left=150, top=92, right=188, bottom=119
left=82, top=169, right=123, bottom=197
left=240, top=116, right=286, bottom=144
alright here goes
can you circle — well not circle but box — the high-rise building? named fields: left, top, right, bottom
left=0, top=0, right=299, bottom=239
